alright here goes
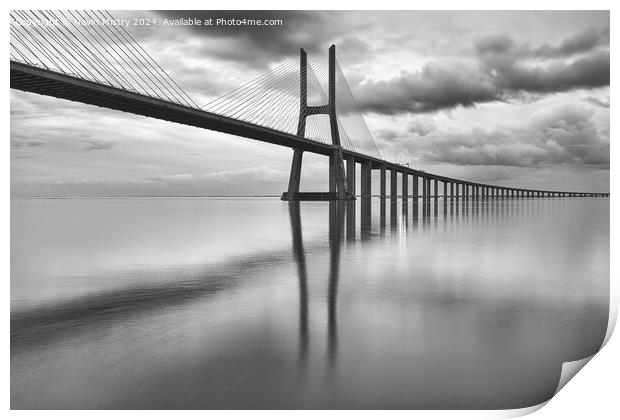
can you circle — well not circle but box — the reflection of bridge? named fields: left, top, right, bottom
left=10, top=10, right=609, bottom=199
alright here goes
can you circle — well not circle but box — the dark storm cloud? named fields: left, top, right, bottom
left=476, top=34, right=610, bottom=94
left=356, top=28, right=609, bottom=116
left=354, top=61, right=501, bottom=114
left=153, top=11, right=363, bottom=67
left=393, top=104, right=609, bottom=167
left=532, top=27, right=609, bottom=58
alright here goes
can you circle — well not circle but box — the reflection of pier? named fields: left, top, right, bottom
left=287, top=194, right=609, bottom=376
left=327, top=202, right=343, bottom=368
left=289, top=201, right=344, bottom=373
left=288, top=203, right=309, bottom=371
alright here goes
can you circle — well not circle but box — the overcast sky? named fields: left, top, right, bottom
left=10, top=10, right=610, bottom=196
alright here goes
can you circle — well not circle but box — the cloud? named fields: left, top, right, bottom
left=584, top=96, right=610, bottom=108
left=153, top=11, right=365, bottom=67
left=148, top=166, right=289, bottom=184
left=11, top=139, right=46, bottom=148
left=354, top=61, right=500, bottom=115
left=407, top=117, right=437, bottom=137
left=355, top=28, right=609, bottom=116
left=83, top=140, right=116, bottom=151
left=397, top=104, right=609, bottom=167
left=532, top=27, right=609, bottom=58
left=477, top=37, right=610, bottom=94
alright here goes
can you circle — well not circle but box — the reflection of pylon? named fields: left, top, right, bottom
left=282, top=45, right=353, bottom=201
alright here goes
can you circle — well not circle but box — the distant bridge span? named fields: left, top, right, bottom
left=10, top=60, right=608, bottom=199
left=8, top=8, right=608, bottom=200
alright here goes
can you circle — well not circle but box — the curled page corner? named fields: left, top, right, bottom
left=494, top=309, right=615, bottom=419
left=493, top=401, right=547, bottom=419
left=553, top=355, right=595, bottom=397
left=491, top=356, right=596, bottom=419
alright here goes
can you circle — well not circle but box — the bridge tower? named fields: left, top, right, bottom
left=281, top=45, right=354, bottom=201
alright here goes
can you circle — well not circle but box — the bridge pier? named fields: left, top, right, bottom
left=329, top=154, right=337, bottom=194
left=282, top=45, right=353, bottom=201
left=361, top=160, right=372, bottom=199
left=390, top=169, right=398, bottom=200
left=413, top=174, right=419, bottom=200
left=281, top=149, right=305, bottom=201
left=402, top=172, right=409, bottom=204
left=379, top=165, right=386, bottom=200
left=427, top=178, right=432, bottom=202
left=346, top=156, right=355, bottom=197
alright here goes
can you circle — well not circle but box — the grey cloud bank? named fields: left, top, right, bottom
left=391, top=104, right=609, bottom=168
left=355, top=28, right=609, bottom=116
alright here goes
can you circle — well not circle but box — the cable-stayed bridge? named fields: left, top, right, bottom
left=10, top=10, right=608, bottom=200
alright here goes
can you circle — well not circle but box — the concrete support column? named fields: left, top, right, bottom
left=428, top=178, right=432, bottom=201
left=443, top=181, right=448, bottom=200
left=390, top=169, right=398, bottom=199
left=402, top=172, right=408, bottom=204
left=450, top=182, right=454, bottom=199
left=361, top=160, right=372, bottom=199
left=433, top=179, right=438, bottom=199
left=346, top=156, right=355, bottom=197
left=422, top=177, right=428, bottom=200
left=285, top=149, right=303, bottom=197
left=329, top=154, right=336, bottom=193
left=379, top=165, right=386, bottom=200
left=412, top=175, right=418, bottom=199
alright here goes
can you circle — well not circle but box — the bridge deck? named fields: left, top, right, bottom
left=10, top=61, right=609, bottom=197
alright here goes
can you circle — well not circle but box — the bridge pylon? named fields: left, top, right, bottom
left=281, top=45, right=354, bottom=201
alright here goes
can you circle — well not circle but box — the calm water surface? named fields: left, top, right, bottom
left=11, top=197, right=609, bottom=409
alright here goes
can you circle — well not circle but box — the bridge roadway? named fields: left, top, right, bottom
left=10, top=61, right=609, bottom=199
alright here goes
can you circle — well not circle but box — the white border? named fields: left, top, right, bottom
left=4, top=1, right=617, bottom=418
